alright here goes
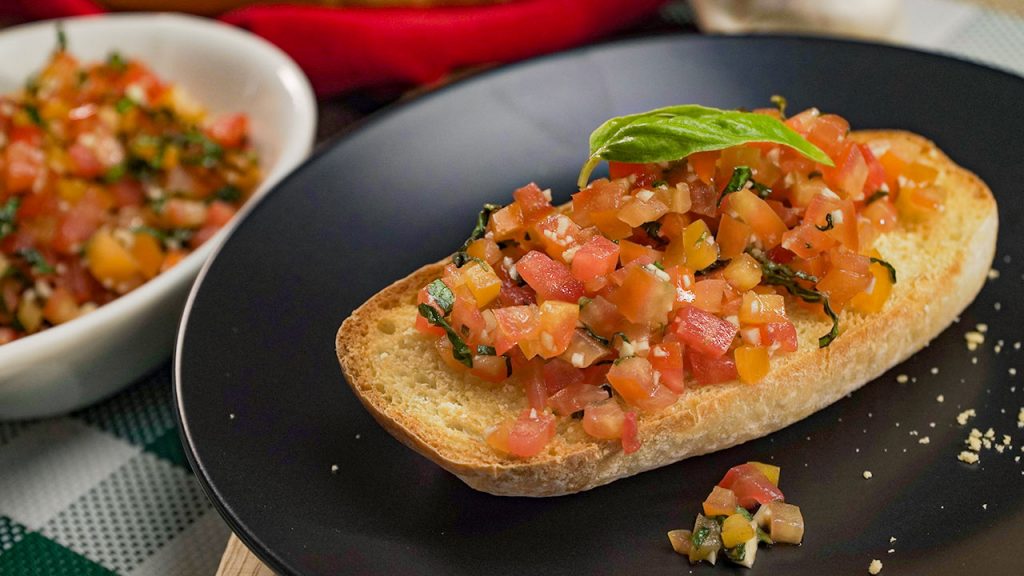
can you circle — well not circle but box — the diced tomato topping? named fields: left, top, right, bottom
left=718, top=463, right=785, bottom=509
left=486, top=409, right=556, bottom=458
left=492, top=305, right=538, bottom=355
left=548, top=382, right=609, bottom=417
left=515, top=250, right=584, bottom=303
left=608, top=161, right=660, bottom=187
left=205, top=113, right=249, bottom=148
left=687, top=349, right=739, bottom=385
left=606, top=357, right=678, bottom=412
left=571, top=234, right=619, bottom=282
left=581, top=399, right=625, bottom=440
left=513, top=182, right=553, bottom=224
left=621, top=411, right=641, bottom=454
left=649, top=341, right=685, bottom=393
left=670, top=305, right=738, bottom=358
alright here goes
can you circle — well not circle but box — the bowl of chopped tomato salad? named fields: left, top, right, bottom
left=0, top=14, right=315, bottom=419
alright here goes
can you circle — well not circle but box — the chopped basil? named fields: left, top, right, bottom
left=819, top=299, right=840, bottom=348
left=754, top=181, right=773, bottom=199
left=870, top=257, right=898, bottom=284
left=425, top=279, right=455, bottom=314
left=613, top=331, right=630, bottom=344
left=107, top=51, right=127, bottom=72
left=770, top=94, right=787, bottom=118
left=735, top=506, right=754, bottom=521
left=641, top=221, right=662, bottom=241
left=599, top=383, right=613, bottom=396
left=16, top=248, right=55, bottom=275
left=179, top=130, right=222, bottom=168
left=417, top=304, right=474, bottom=368
left=461, top=203, right=501, bottom=251
left=691, top=525, right=710, bottom=548
left=577, top=296, right=592, bottom=310
left=694, top=258, right=726, bottom=276
left=865, top=189, right=889, bottom=205
left=56, top=24, right=68, bottom=52
left=476, top=345, right=497, bottom=356
left=718, top=166, right=753, bottom=207
left=815, top=212, right=834, bottom=231
left=756, top=527, right=773, bottom=545
left=130, top=226, right=164, bottom=240
left=652, top=261, right=665, bottom=271
left=725, top=543, right=747, bottom=563
left=25, top=105, right=44, bottom=127
left=0, top=197, right=20, bottom=240
left=582, top=324, right=610, bottom=346
left=103, top=164, right=126, bottom=184
left=750, top=249, right=840, bottom=347
left=213, top=185, right=241, bottom=203
left=115, top=97, right=135, bottom=114
left=651, top=179, right=668, bottom=188
left=808, top=170, right=822, bottom=179
left=570, top=410, right=585, bottom=420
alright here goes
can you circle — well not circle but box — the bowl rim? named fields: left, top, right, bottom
left=0, top=12, right=317, bottom=368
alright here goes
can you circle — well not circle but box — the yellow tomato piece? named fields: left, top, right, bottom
left=702, top=485, right=739, bottom=517
left=131, top=232, right=165, bottom=280
left=17, top=296, right=44, bottom=334
left=466, top=238, right=501, bottom=265
left=489, top=203, right=524, bottom=242
left=747, top=461, right=781, bottom=486
left=57, top=178, right=88, bottom=202
left=735, top=345, right=770, bottom=384
left=850, top=254, right=895, bottom=314
left=681, top=219, right=719, bottom=271
left=721, top=514, right=755, bottom=548
left=462, top=261, right=501, bottom=308
left=738, top=292, right=786, bottom=325
left=87, top=229, right=139, bottom=284
left=723, top=253, right=762, bottom=292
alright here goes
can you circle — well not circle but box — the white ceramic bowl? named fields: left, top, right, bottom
left=0, top=14, right=316, bottom=419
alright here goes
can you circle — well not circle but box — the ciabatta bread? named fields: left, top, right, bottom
left=336, top=130, right=997, bottom=496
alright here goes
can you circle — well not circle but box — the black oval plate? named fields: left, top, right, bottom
left=176, top=35, right=1024, bottom=575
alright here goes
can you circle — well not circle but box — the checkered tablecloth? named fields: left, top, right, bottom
left=1, top=1, right=1021, bottom=575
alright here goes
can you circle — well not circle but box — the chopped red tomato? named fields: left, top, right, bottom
left=515, top=250, right=584, bottom=303
left=621, top=411, right=641, bottom=454
left=718, top=463, right=785, bottom=509
left=486, top=409, right=557, bottom=458
left=670, top=305, right=738, bottom=358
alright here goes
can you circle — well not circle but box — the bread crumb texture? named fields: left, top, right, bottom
left=337, top=131, right=998, bottom=496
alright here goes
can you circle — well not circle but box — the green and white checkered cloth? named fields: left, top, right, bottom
left=1, top=1, right=1022, bottom=575
left=0, top=368, right=228, bottom=575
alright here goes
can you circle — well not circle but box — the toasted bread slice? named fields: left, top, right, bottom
left=336, top=131, right=997, bottom=496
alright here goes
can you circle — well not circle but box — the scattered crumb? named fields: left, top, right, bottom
left=967, top=436, right=982, bottom=451
left=1011, top=368, right=1018, bottom=376
left=995, top=302, right=1002, bottom=311
left=229, top=413, right=235, bottom=420
left=1018, top=407, right=1024, bottom=429
left=929, top=422, right=936, bottom=428
left=996, top=445, right=1005, bottom=454
left=987, top=268, right=1000, bottom=280
left=889, top=536, right=897, bottom=543
left=985, top=428, right=995, bottom=439
left=976, top=323, right=989, bottom=333
left=355, top=433, right=362, bottom=440
left=1015, top=341, right=1021, bottom=350
left=930, top=367, right=939, bottom=375
left=958, top=451, right=980, bottom=464
left=1005, top=435, right=1013, bottom=446
left=965, top=330, right=985, bottom=351
left=937, top=394, right=944, bottom=403
left=863, top=470, right=873, bottom=479
left=887, top=548, right=895, bottom=554
left=896, top=374, right=909, bottom=384
left=982, top=503, right=988, bottom=510
left=330, top=464, right=339, bottom=474
left=972, top=357, right=978, bottom=365
left=919, top=436, right=931, bottom=444
left=909, top=430, right=919, bottom=436
left=957, top=409, right=977, bottom=426
left=869, top=559, right=884, bottom=575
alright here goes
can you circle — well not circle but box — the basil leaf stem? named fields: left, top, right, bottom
left=453, top=203, right=502, bottom=267
left=749, top=249, right=842, bottom=347
left=770, top=94, right=788, bottom=118
left=16, top=248, right=55, bottom=275
left=417, top=304, right=474, bottom=367
left=578, top=104, right=832, bottom=187
left=870, top=257, right=898, bottom=284
left=865, top=190, right=889, bottom=205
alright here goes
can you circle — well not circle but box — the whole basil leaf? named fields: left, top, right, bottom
left=578, top=104, right=833, bottom=187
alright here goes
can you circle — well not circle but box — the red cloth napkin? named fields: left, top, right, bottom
left=4, top=0, right=666, bottom=96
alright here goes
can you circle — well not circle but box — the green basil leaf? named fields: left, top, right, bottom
left=578, top=104, right=833, bottom=187
left=870, top=257, right=898, bottom=284
left=865, top=189, right=889, bottom=205
left=816, top=212, right=834, bottom=231
left=417, top=304, right=474, bottom=367
left=426, top=279, right=455, bottom=315
left=476, top=345, right=497, bottom=356
left=718, top=166, right=753, bottom=207
left=16, top=248, right=55, bottom=275
left=0, top=197, right=20, bottom=241
left=818, top=299, right=840, bottom=348
left=459, top=203, right=502, bottom=253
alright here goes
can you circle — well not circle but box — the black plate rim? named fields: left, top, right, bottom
left=173, top=32, right=1023, bottom=576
